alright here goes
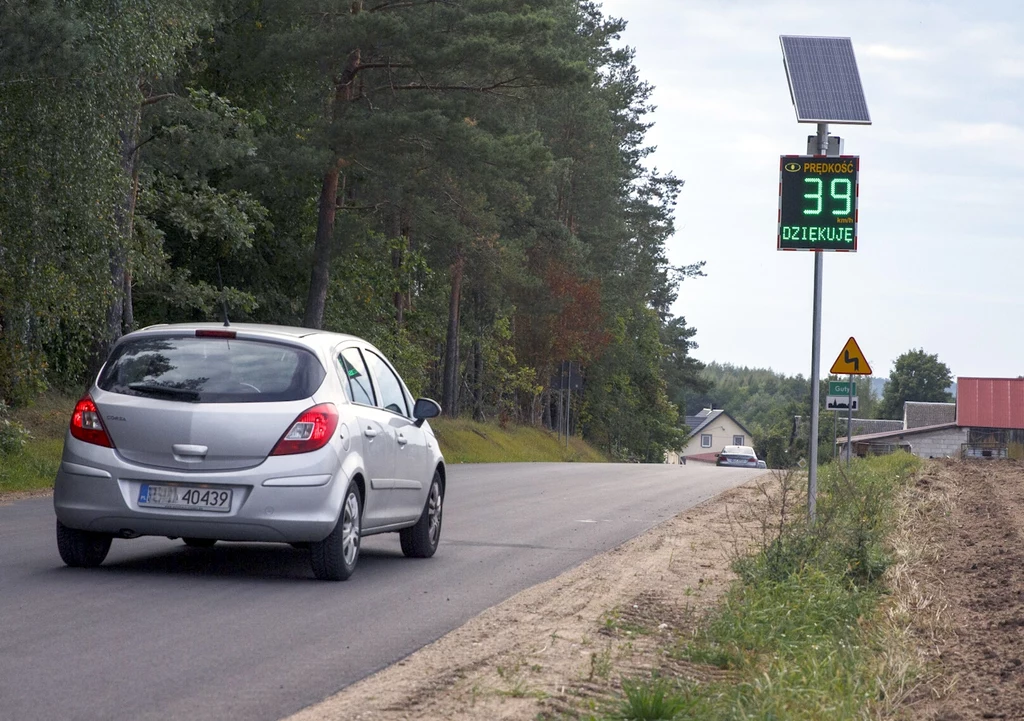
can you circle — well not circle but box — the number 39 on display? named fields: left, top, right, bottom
left=802, top=178, right=853, bottom=216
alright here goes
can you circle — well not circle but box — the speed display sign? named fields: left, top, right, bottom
left=778, top=155, right=859, bottom=251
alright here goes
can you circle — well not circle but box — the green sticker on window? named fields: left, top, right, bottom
left=347, top=368, right=359, bottom=377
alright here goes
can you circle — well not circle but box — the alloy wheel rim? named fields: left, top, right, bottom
left=427, top=481, right=442, bottom=545
left=342, top=492, right=360, bottom=565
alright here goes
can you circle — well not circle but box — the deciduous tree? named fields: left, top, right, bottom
left=880, top=349, right=953, bottom=420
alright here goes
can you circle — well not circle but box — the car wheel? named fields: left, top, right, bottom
left=56, top=520, right=112, bottom=568
left=183, top=538, right=217, bottom=548
left=400, top=470, right=443, bottom=559
left=310, top=480, right=361, bottom=581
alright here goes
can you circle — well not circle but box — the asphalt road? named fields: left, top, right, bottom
left=0, top=462, right=761, bottom=721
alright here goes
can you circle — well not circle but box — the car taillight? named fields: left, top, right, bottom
left=69, top=396, right=113, bottom=448
left=271, top=404, right=339, bottom=456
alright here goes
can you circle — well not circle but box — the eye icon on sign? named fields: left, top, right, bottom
left=784, top=162, right=801, bottom=172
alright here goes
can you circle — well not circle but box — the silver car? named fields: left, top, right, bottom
left=716, top=445, right=760, bottom=468
left=53, top=323, right=445, bottom=581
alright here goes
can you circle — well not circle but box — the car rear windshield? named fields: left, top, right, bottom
left=97, top=335, right=326, bottom=403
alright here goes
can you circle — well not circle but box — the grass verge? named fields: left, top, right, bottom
left=429, top=417, right=608, bottom=464
left=0, top=393, right=73, bottom=496
left=0, top=438, right=64, bottom=495
left=593, top=453, right=922, bottom=720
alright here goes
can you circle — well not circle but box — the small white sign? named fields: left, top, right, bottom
left=826, top=395, right=859, bottom=411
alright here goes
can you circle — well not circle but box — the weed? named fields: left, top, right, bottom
left=588, top=646, right=613, bottom=681
left=609, top=676, right=699, bottom=720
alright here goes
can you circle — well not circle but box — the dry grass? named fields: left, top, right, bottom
left=872, top=462, right=962, bottom=715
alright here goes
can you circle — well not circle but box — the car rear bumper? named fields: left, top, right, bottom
left=53, top=437, right=348, bottom=543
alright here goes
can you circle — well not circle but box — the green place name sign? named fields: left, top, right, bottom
left=778, top=156, right=859, bottom=251
left=828, top=381, right=856, bottom=396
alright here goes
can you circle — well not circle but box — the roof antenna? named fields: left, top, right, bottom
left=216, top=263, right=230, bottom=327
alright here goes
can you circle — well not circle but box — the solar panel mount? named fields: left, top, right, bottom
left=780, top=35, right=871, bottom=125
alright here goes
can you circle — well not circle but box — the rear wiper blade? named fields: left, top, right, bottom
left=127, top=382, right=200, bottom=401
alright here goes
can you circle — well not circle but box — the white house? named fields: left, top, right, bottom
left=666, top=408, right=753, bottom=464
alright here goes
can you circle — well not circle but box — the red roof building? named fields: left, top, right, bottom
left=956, top=377, right=1024, bottom=430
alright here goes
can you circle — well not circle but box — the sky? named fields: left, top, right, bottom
left=598, top=0, right=1024, bottom=381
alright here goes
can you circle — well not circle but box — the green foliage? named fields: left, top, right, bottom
left=582, top=307, right=687, bottom=462
left=0, top=0, right=212, bottom=397
left=667, top=453, right=922, bottom=719
left=0, top=401, right=31, bottom=456
left=879, top=348, right=953, bottom=420
left=1, top=1, right=705, bottom=464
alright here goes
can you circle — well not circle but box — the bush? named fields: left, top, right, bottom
left=0, top=401, right=31, bottom=455
left=735, top=454, right=920, bottom=588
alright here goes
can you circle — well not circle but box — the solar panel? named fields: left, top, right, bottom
left=780, top=36, right=871, bottom=125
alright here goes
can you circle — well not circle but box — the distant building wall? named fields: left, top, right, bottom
left=835, top=417, right=903, bottom=438
left=906, top=427, right=968, bottom=458
left=681, top=415, right=751, bottom=458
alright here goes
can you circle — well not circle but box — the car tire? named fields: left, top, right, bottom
left=310, top=480, right=361, bottom=581
left=183, top=538, right=217, bottom=548
left=56, top=520, right=112, bottom=568
left=400, top=470, right=443, bottom=559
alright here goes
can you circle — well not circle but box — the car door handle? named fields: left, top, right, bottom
left=364, top=427, right=378, bottom=438
left=397, top=433, right=408, bottom=446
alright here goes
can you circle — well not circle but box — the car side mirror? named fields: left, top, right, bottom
left=413, top=398, right=441, bottom=427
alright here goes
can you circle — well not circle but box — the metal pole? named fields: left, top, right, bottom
left=846, top=373, right=854, bottom=466
left=807, top=122, right=828, bottom=525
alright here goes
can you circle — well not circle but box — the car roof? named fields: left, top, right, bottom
left=133, top=322, right=363, bottom=344
left=722, top=445, right=756, bottom=455
left=135, top=321, right=360, bottom=340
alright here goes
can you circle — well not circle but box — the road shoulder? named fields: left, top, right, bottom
left=284, top=478, right=768, bottom=721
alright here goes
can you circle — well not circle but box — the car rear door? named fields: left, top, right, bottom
left=337, top=346, right=397, bottom=527
left=361, top=348, right=429, bottom=523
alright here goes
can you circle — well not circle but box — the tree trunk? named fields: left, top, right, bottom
left=472, top=339, right=484, bottom=421
left=390, top=206, right=405, bottom=327
left=303, top=45, right=361, bottom=329
left=442, top=252, right=464, bottom=416
left=303, top=161, right=344, bottom=328
left=122, top=156, right=141, bottom=333
left=94, top=104, right=141, bottom=371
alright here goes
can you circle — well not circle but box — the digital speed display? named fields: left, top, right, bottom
left=778, top=155, right=859, bottom=251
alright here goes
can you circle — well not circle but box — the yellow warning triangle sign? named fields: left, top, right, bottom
left=830, top=337, right=872, bottom=375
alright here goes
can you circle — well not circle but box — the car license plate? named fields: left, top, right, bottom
left=138, top=484, right=232, bottom=513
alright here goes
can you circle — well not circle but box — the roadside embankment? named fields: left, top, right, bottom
left=284, top=453, right=924, bottom=720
